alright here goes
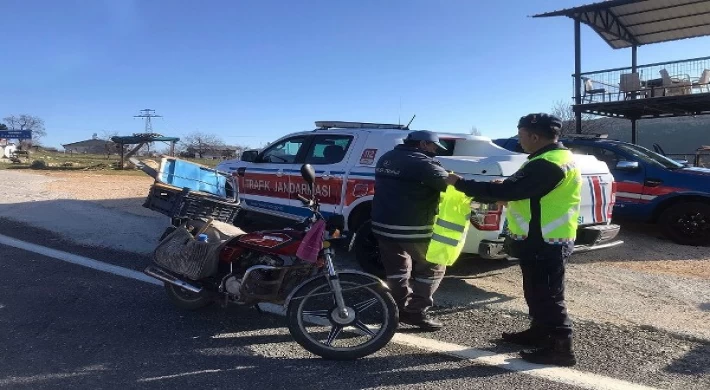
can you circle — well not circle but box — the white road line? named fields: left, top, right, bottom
left=0, top=234, right=160, bottom=286
left=0, top=234, right=662, bottom=390
left=393, top=334, right=660, bottom=390
left=137, top=367, right=253, bottom=383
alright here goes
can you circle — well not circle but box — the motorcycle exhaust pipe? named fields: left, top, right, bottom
left=144, top=265, right=203, bottom=294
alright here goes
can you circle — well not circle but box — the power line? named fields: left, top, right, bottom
left=133, top=109, right=162, bottom=133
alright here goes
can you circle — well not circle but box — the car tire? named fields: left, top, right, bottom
left=232, top=209, right=252, bottom=228
left=353, top=220, right=385, bottom=278
left=659, top=201, right=710, bottom=246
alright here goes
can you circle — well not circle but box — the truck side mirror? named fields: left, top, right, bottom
left=241, top=151, right=258, bottom=163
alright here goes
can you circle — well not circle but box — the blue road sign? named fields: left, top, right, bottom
left=0, top=130, right=33, bottom=139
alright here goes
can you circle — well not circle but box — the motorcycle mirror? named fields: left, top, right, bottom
left=300, top=164, right=316, bottom=187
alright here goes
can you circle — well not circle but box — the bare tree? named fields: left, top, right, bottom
left=181, top=131, right=226, bottom=158
left=101, top=130, right=120, bottom=140
left=470, top=126, right=482, bottom=136
left=550, top=100, right=610, bottom=135
left=3, top=114, right=47, bottom=145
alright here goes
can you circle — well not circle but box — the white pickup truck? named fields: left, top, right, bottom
left=217, top=121, right=623, bottom=274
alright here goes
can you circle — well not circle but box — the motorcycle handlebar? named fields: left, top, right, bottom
left=296, top=194, right=310, bottom=204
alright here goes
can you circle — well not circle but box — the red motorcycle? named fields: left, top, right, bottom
left=143, top=164, right=398, bottom=360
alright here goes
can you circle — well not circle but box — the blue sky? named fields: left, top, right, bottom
left=3, top=0, right=710, bottom=149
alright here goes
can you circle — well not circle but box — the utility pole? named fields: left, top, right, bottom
left=133, top=109, right=162, bottom=133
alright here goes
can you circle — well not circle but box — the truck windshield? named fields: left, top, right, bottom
left=616, top=143, right=684, bottom=169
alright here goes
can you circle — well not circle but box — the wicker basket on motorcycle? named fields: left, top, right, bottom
left=152, top=226, right=222, bottom=280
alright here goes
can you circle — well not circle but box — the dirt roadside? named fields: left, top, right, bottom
left=1, top=169, right=709, bottom=341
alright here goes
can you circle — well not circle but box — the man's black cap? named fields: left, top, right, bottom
left=405, top=130, right=447, bottom=150
left=517, top=113, right=562, bottom=138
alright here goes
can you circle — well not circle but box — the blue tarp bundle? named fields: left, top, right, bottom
left=158, top=158, right=228, bottom=198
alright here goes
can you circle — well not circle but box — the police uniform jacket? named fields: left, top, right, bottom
left=371, top=145, right=448, bottom=242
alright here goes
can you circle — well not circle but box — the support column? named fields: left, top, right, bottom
left=120, top=144, right=125, bottom=170
left=631, top=45, right=638, bottom=100
left=631, top=45, right=639, bottom=144
left=574, top=18, right=582, bottom=134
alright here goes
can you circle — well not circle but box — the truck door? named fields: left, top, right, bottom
left=239, top=135, right=309, bottom=220
left=295, top=134, right=356, bottom=219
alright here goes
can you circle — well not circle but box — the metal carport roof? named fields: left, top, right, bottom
left=534, top=0, right=710, bottom=49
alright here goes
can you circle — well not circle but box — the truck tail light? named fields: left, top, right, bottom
left=608, top=181, right=617, bottom=219
left=470, top=202, right=503, bottom=231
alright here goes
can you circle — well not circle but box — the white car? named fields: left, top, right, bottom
left=217, top=121, right=623, bottom=274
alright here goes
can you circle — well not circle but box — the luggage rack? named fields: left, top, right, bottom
left=315, top=121, right=408, bottom=130
left=315, top=115, right=417, bottom=131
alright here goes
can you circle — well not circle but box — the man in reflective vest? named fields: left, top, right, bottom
left=446, top=113, right=581, bottom=367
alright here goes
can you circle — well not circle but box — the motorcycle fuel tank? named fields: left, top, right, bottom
left=236, top=230, right=304, bottom=256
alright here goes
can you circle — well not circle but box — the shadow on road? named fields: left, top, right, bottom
left=665, top=343, right=710, bottom=376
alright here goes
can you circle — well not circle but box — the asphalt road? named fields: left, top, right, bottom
left=0, top=220, right=708, bottom=390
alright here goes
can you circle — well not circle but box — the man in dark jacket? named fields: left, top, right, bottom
left=372, top=131, right=449, bottom=331
left=447, top=113, right=580, bottom=366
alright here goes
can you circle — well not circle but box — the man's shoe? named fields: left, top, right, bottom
left=399, top=310, right=443, bottom=331
left=519, top=337, right=577, bottom=367
left=501, top=327, right=548, bottom=347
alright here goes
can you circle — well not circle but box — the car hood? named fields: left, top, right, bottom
left=680, top=166, right=710, bottom=176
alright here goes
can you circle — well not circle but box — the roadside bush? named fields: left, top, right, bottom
left=30, top=160, right=48, bottom=169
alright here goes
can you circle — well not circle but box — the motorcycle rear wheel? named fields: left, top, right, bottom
left=286, top=273, right=397, bottom=360
left=164, top=283, right=214, bottom=311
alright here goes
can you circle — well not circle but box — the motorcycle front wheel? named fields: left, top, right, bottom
left=286, top=273, right=397, bottom=360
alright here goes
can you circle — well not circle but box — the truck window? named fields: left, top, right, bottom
left=304, top=135, right=353, bottom=164
left=570, top=144, right=627, bottom=170
left=435, top=139, right=458, bottom=157
left=615, top=143, right=684, bottom=169
left=260, top=136, right=307, bottom=164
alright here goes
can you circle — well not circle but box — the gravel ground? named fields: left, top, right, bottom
left=1, top=169, right=709, bottom=342
left=0, top=170, right=168, bottom=253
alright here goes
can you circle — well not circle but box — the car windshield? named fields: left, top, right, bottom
left=615, top=143, right=684, bottom=169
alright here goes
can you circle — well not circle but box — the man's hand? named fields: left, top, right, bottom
left=446, top=173, right=462, bottom=185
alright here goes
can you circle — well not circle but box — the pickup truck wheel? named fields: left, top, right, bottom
left=233, top=209, right=252, bottom=228
left=353, top=220, right=385, bottom=278
left=659, top=202, right=710, bottom=246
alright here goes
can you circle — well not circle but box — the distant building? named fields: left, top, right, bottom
left=62, top=138, right=117, bottom=154
left=1, top=143, right=18, bottom=159
left=184, top=145, right=243, bottom=159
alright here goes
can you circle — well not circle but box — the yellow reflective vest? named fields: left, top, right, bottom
left=426, top=185, right=473, bottom=266
left=506, top=149, right=582, bottom=244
